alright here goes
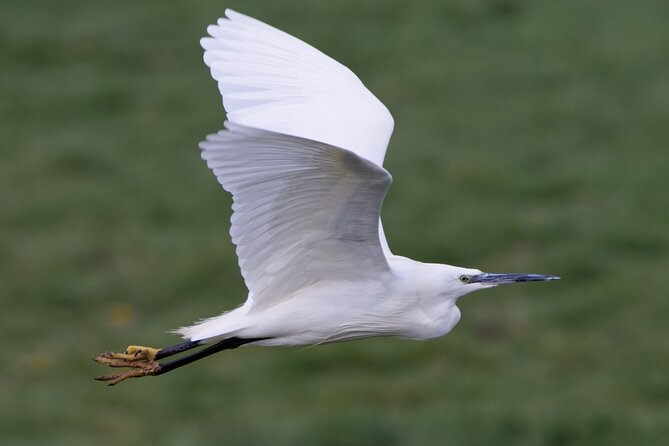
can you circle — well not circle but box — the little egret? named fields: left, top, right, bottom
left=95, top=9, right=559, bottom=385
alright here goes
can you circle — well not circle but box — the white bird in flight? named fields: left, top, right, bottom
left=95, top=9, right=559, bottom=385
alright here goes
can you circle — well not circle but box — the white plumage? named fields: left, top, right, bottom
left=200, top=123, right=391, bottom=309
left=200, top=10, right=394, bottom=165
left=173, top=10, right=558, bottom=346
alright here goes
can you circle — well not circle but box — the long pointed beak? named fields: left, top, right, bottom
left=469, top=273, right=560, bottom=284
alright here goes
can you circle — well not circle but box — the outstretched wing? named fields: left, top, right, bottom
left=201, top=9, right=395, bottom=166
left=200, top=123, right=392, bottom=308
left=201, top=9, right=396, bottom=257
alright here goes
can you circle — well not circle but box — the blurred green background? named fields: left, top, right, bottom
left=2, top=0, right=668, bottom=444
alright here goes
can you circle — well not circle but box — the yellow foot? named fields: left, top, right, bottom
left=93, top=345, right=162, bottom=386
left=94, top=358, right=161, bottom=386
left=95, top=345, right=161, bottom=362
left=124, top=345, right=161, bottom=361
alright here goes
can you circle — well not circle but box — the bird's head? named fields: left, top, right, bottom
left=444, top=265, right=560, bottom=300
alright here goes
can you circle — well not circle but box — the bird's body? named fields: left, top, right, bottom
left=181, top=258, right=470, bottom=346
left=94, top=10, right=558, bottom=385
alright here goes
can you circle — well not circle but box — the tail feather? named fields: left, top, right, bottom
left=172, top=300, right=252, bottom=342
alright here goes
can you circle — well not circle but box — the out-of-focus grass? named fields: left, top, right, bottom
left=1, top=0, right=668, bottom=444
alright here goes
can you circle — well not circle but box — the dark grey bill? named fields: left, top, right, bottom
left=469, top=273, right=560, bottom=284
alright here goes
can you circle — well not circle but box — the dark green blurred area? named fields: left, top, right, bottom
left=2, top=0, right=668, bottom=444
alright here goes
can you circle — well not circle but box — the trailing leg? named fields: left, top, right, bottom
left=94, top=337, right=265, bottom=386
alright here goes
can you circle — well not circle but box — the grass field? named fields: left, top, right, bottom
left=2, top=0, right=668, bottom=444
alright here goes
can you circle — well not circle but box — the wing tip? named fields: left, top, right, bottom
left=224, top=9, right=265, bottom=27
left=224, top=8, right=240, bottom=19
left=206, top=9, right=246, bottom=38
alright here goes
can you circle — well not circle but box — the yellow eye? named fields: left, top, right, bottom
left=459, top=275, right=470, bottom=284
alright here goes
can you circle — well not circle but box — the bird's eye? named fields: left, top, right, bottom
left=459, top=275, right=471, bottom=284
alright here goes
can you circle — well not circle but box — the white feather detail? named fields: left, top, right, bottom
left=200, top=123, right=392, bottom=310
left=201, top=9, right=397, bottom=260
left=201, top=9, right=394, bottom=167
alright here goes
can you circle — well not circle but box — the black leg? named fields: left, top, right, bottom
left=156, top=337, right=266, bottom=375
left=155, top=340, right=202, bottom=360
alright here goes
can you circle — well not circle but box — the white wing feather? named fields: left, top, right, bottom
left=202, top=10, right=396, bottom=264
left=201, top=9, right=395, bottom=166
left=200, top=123, right=392, bottom=308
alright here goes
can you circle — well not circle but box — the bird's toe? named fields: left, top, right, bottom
left=93, top=345, right=161, bottom=364
left=95, top=361, right=162, bottom=386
